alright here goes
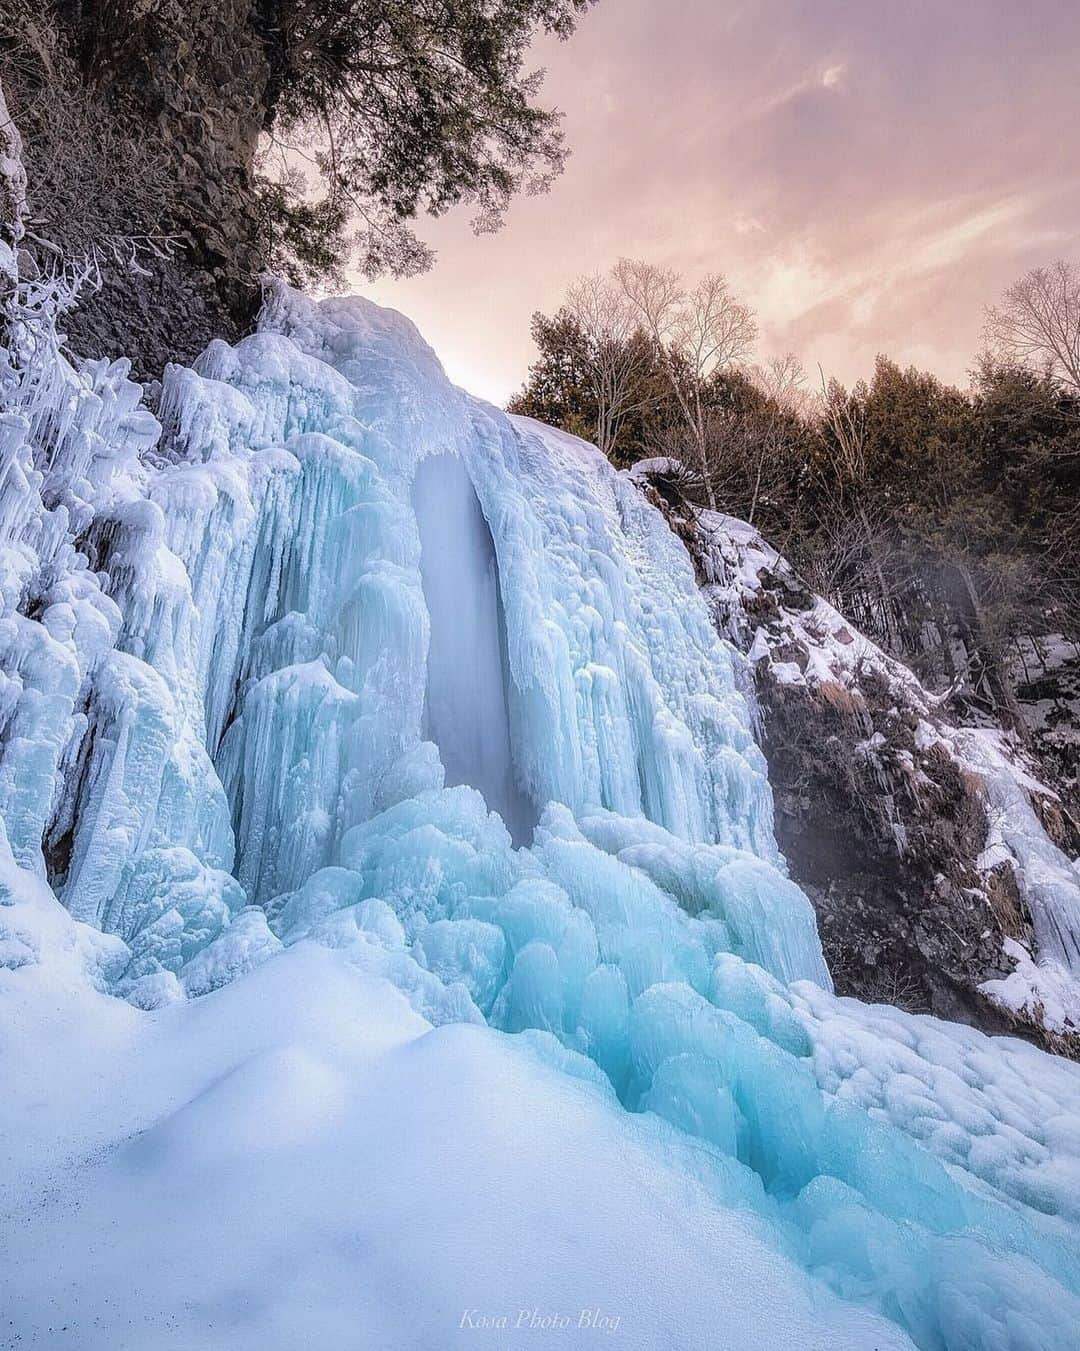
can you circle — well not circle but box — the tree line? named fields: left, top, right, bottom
left=508, top=260, right=1080, bottom=732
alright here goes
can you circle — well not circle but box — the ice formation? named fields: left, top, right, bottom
left=3, top=282, right=1080, bottom=1349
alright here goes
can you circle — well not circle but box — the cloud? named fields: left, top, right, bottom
left=360, top=0, right=1080, bottom=402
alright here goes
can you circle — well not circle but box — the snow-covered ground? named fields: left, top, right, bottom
left=2, top=285, right=1080, bottom=1349
left=0, top=857, right=911, bottom=1351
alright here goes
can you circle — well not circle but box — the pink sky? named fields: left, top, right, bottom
left=362, top=0, right=1080, bottom=406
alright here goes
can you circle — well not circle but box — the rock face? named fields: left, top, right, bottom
left=632, top=461, right=1080, bottom=1054
left=5, top=0, right=272, bottom=375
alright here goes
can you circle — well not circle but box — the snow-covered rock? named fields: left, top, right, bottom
left=633, top=466, right=1080, bottom=1044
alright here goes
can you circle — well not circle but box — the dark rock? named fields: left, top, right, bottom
left=634, top=465, right=1078, bottom=1056
left=7, top=0, right=272, bottom=377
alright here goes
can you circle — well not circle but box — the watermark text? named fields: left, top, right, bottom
left=459, top=1308, right=621, bottom=1334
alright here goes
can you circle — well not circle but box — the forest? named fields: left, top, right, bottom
left=508, top=260, right=1080, bottom=751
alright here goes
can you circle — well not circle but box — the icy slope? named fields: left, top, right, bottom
left=2, top=284, right=1080, bottom=1349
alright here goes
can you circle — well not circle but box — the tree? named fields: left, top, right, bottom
left=808, top=358, right=1047, bottom=733
left=255, top=0, right=598, bottom=279
left=1, top=71, right=27, bottom=352
left=560, top=273, right=661, bottom=458
left=814, top=371, right=902, bottom=645
left=972, top=359, right=1080, bottom=644
left=984, top=260, right=1080, bottom=396
left=742, top=353, right=808, bottom=525
left=614, top=259, right=756, bottom=506
left=0, top=73, right=27, bottom=252
left=674, top=356, right=810, bottom=536
left=507, top=286, right=667, bottom=464
left=508, top=268, right=1080, bottom=747
left=507, top=308, right=596, bottom=442
left=5, top=0, right=598, bottom=290
left=1, top=10, right=178, bottom=273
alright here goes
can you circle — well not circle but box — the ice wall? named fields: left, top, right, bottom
left=3, top=282, right=1080, bottom=1350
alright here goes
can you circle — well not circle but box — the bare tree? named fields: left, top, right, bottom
left=614, top=259, right=756, bottom=507
left=743, top=353, right=806, bottom=524
left=0, top=74, right=28, bottom=252
left=984, top=260, right=1080, bottom=395
left=563, top=273, right=659, bottom=458
left=817, top=372, right=899, bottom=644
left=819, top=371, right=869, bottom=479
left=800, top=498, right=882, bottom=602
left=687, top=352, right=807, bottom=529
left=755, top=352, right=812, bottom=417
left=1, top=72, right=101, bottom=427
left=2, top=11, right=182, bottom=277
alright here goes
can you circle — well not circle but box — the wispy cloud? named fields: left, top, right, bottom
left=363, top=0, right=1080, bottom=402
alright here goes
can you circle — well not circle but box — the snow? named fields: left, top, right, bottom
left=628, top=456, right=683, bottom=480
left=981, top=937, right=1080, bottom=1037
left=3, top=282, right=1080, bottom=1347
left=1010, top=634, right=1080, bottom=777
left=0, top=863, right=910, bottom=1351
left=951, top=726, right=1080, bottom=969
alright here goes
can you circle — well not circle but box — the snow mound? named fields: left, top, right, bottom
left=0, top=870, right=910, bottom=1351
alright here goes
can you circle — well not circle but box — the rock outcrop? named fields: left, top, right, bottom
left=3, top=0, right=273, bottom=375
left=633, top=460, right=1080, bottom=1054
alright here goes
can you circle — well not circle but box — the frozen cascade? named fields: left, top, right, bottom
left=3, top=281, right=1080, bottom=1349
left=413, top=451, right=536, bottom=844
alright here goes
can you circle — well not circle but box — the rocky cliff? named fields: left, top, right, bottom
left=633, top=460, right=1080, bottom=1055
left=4, top=0, right=273, bottom=374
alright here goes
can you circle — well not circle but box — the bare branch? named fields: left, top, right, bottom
left=614, top=259, right=757, bottom=507
left=984, top=260, right=1080, bottom=395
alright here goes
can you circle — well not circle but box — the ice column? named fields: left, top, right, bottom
left=413, top=452, right=537, bottom=844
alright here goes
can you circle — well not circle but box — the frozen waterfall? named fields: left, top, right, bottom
left=2, top=281, right=1080, bottom=1351
left=413, top=451, right=536, bottom=844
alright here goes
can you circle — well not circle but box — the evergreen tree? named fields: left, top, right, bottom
left=508, top=306, right=667, bottom=464
left=509, top=269, right=1080, bottom=734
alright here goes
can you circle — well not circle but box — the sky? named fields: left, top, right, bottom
left=362, top=0, right=1080, bottom=407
